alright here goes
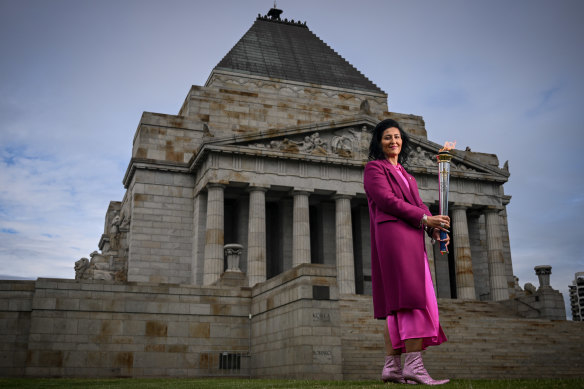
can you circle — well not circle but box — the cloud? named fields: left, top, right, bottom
left=0, top=0, right=582, bottom=321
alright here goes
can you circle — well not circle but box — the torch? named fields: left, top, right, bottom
left=437, top=141, right=456, bottom=254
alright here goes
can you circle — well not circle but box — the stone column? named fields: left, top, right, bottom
left=191, top=191, right=207, bottom=285
left=292, top=190, right=311, bottom=267
left=424, top=234, right=437, bottom=295
left=247, top=186, right=268, bottom=287
left=485, top=208, right=509, bottom=300
left=452, top=204, right=476, bottom=299
left=203, top=183, right=225, bottom=285
left=335, top=195, right=356, bottom=294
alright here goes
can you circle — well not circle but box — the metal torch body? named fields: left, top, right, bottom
left=437, top=151, right=453, bottom=254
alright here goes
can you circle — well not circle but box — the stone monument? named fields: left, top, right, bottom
left=1, top=6, right=580, bottom=380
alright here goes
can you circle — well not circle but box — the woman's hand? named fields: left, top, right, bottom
left=426, top=215, right=450, bottom=246
left=426, top=215, right=450, bottom=232
left=432, top=227, right=450, bottom=246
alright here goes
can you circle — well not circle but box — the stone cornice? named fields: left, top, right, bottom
left=122, top=116, right=510, bottom=188
left=204, top=69, right=388, bottom=99
left=122, top=158, right=189, bottom=189
left=188, top=144, right=367, bottom=174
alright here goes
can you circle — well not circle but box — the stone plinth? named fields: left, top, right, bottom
left=250, top=264, right=342, bottom=380
left=535, top=265, right=552, bottom=289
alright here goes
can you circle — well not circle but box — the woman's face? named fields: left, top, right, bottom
left=381, top=127, right=402, bottom=160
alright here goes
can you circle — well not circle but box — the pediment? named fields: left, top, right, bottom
left=201, top=118, right=509, bottom=181
left=242, top=125, right=374, bottom=160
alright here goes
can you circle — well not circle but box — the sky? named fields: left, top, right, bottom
left=1, top=0, right=583, bottom=318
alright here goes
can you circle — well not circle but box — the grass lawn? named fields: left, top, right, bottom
left=0, top=378, right=583, bottom=389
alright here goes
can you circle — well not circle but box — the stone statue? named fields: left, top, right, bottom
left=524, top=283, right=537, bottom=295
left=74, top=257, right=90, bottom=280
left=109, top=214, right=121, bottom=250
left=74, top=251, right=115, bottom=281
left=300, top=135, right=314, bottom=153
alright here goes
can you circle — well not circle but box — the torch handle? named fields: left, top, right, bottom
left=440, top=230, right=448, bottom=254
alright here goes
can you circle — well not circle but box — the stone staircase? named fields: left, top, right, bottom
left=340, top=296, right=584, bottom=380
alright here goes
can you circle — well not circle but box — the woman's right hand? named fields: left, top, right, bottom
left=426, top=215, right=450, bottom=232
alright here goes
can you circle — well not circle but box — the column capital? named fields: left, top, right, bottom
left=451, top=203, right=472, bottom=210
left=291, top=189, right=313, bottom=196
left=246, top=185, right=269, bottom=193
left=207, top=182, right=226, bottom=189
left=502, top=195, right=512, bottom=206
left=332, top=194, right=353, bottom=201
left=484, top=205, right=504, bottom=214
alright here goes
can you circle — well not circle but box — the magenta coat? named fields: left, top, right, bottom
left=363, top=159, right=432, bottom=319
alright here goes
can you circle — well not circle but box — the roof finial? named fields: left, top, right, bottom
left=267, top=5, right=283, bottom=21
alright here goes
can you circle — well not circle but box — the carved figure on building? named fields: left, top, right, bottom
left=109, top=214, right=121, bottom=250
left=74, top=251, right=116, bottom=281
left=309, top=132, right=328, bottom=155
left=331, top=134, right=353, bottom=158
left=451, top=161, right=477, bottom=172
left=119, top=215, right=131, bottom=231
left=407, top=146, right=435, bottom=168
left=512, top=276, right=525, bottom=297
left=524, top=283, right=537, bottom=295
left=74, top=257, right=91, bottom=280
left=347, top=127, right=371, bottom=160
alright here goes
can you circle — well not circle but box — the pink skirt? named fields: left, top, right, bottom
left=386, top=253, right=447, bottom=351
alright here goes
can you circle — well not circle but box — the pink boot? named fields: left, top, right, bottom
left=403, top=352, right=449, bottom=385
left=381, top=355, right=406, bottom=384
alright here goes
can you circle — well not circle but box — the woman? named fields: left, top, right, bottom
left=363, top=119, right=450, bottom=385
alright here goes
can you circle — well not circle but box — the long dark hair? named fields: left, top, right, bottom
left=368, top=118, right=411, bottom=165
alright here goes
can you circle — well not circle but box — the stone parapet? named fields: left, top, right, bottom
left=19, top=278, right=251, bottom=378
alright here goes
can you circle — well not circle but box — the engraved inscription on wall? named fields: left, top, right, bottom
left=312, top=311, right=331, bottom=322
left=313, top=349, right=333, bottom=364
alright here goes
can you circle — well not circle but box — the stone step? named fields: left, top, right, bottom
left=340, top=296, right=584, bottom=380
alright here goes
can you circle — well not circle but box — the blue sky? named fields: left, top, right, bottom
left=1, top=0, right=583, bottom=317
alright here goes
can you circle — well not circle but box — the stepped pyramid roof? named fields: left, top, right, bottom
left=213, top=8, right=385, bottom=94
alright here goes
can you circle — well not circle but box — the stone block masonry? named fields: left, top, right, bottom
left=1, top=265, right=582, bottom=379
left=250, top=264, right=342, bottom=380
left=0, top=281, right=35, bottom=376
left=340, top=295, right=584, bottom=380
left=128, top=170, right=194, bottom=285
left=2, top=278, right=251, bottom=378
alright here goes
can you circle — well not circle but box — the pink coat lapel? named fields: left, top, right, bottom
left=382, top=160, right=416, bottom=205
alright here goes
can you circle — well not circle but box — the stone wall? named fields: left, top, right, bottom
left=2, top=278, right=250, bottom=378
left=0, top=281, right=34, bottom=376
left=3, top=266, right=580, bottom=379
left=178, top=71, right=428, bottom=140
left=131, top=112, right=205, bottom=165
left=127, top=170, right=195, bottom=284
left=250, top=264, right=342, bottom=380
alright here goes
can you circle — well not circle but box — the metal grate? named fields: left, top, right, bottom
left=200, top=351, right=250, bottom=377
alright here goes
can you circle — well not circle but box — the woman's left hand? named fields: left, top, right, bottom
left=432, top=227, right=450, bottom=246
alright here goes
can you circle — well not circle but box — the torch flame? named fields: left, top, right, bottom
left=439, top=140, right=457, bottom=152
